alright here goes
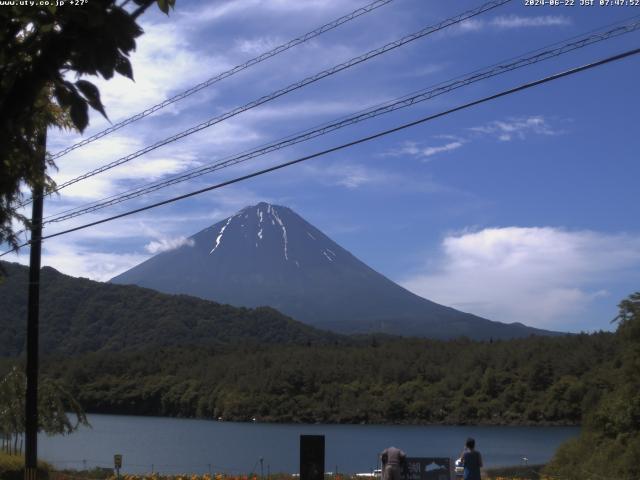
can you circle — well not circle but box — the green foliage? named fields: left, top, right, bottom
left=0, top=261, right=343, bottom=356
left=483, top=464, right=545, bottom=480
left=156, top=0, right=177, bottom=15
left=545, top=292, right=640, bottom=480
left=0, top=451, right=50, bottom=480
left=0, top=0, right=175, bottom=247
left=17, top=331, right=615, bottom=426
left=0, top=263, right=630, bottom=432
left=0, top=366, right=89, bottom=456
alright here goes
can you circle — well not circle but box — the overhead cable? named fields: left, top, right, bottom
left=22, top=0, right=511, bottom=206
left=3, top=46, right=637, bottom=257
left=48, top=0, right=397, bottom=161
left=41, top=18, right=640, bottom=225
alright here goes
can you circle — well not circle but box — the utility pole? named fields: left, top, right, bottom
left=24, top=130, right=46, bottom=480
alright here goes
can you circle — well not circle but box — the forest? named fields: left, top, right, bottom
left=1, top=331, right=616, bottom=426
left=0, top=261, right=344, bottom=356
left=1, top=259, right=622, bottom=427
left=544, top=292, right=640, bottom=480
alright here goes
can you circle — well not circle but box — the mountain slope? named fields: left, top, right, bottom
left=112, top=202, right=558, bottom=339
left=0, top=260, right=343, bottom=356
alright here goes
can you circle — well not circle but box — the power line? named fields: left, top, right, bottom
left=40, top=13, right=640, bottom=226
left=20, top=0, right=511, bottom=206
left=3, top=46, right=637, bottom=258
left=48, top=0, right=396, bottom=161
left=39, top=18, right=640, bottom=226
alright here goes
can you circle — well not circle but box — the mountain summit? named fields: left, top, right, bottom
left=111, top=202, right=556, bottom=339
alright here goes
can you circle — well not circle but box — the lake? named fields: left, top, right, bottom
left=39, top=414, right=579, bottom=475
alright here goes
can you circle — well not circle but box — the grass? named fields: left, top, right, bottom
left=0, top=450, right=25, bottom=472
left=0, top=451, right=51, bottom=480
left=483, top=464, right=546, bottom=480
left=49, top=467, right=115, bottom=480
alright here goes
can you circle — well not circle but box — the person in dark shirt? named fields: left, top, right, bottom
left=380, top=446, right=407, bottom=480
left=459, top=438, right=482, bottom=480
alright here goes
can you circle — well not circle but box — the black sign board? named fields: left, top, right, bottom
left=300, top=435, right=325, bottom=480
left=403, top=457, right=451, bottom=480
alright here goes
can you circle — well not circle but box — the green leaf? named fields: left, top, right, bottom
left=114, top=54, right=134, bottom=81
left=157, top=0, right=169, bottom=14
left=75, top=80, right=108, bottom=120
left=53, top=83, right=73, bottom=109
left=69, top=94, right=89, bottom=133
left=93, top=42, right=117, bottom=80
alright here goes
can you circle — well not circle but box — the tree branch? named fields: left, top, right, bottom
left=130, top=0, right=155, bottom=20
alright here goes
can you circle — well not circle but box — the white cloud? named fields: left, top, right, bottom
left=46, top=134, right=199, bottom=201
left=89, top=21, right=230, bottom=121
left=39, top=0, right=392, bottom=222
left=242, top=99, right=368, bottom=121
left=383, top=141, right=421, bottom=157
left=192, top=0, right=352, bottom=23
left=301, top=161, right=452, bottom=194
left=388, top=116, right=561, bottom=160
left=469, top=116, right=558, bottom=140
left=398, top=141, right=420, bottom=156
left=145, top=236, right=195, bottom=254
left=450, top=14, right=570, bottom=34
left=301, top=162, right=391, bottom=189
left=43, top=12, right=251, bottom=207
left=235, top=36, right=283, bottom=55
left=422, top=141, right=464, bottom=158
left=8, top=242, right=149, bottom=282
left=457, top=18, right=484, bottom=32
left=191, top=1, right=251, bottom=22
left=6, top=208, right=231, bottom=281
left=330, top=164, right=387, bottom=189
left=401, top=227, right=640, bottom=330
left=491, top=15, right=571, bottom=29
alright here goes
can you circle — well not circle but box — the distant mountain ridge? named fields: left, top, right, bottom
left=0, top=261, right=343, bottom=356
left=112, top=202, right=559, bottom=339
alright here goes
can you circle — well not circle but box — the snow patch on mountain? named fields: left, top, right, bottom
left=270, top=206, right=289, bottom=261
left=210, top=216, right=233, bottom=254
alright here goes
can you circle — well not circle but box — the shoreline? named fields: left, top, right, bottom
left=78, top=410, right=582, bottom=428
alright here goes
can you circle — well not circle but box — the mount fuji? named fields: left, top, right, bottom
left=111, top=202, right=557, bottom=339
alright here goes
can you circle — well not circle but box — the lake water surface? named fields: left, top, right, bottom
left=39, top=414, right=579, bottom=475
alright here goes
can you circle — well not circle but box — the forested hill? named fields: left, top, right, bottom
left=19, top=332, right=616, bottom=426
left=0, top=261, right=344, bottom=356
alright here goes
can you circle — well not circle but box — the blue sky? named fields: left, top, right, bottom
left=8, top=0, right=640, bottom=332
